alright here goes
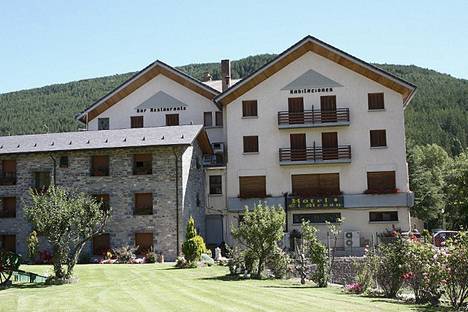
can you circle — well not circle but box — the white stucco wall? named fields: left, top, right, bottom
left=225, top=51, right=409, bottom=198
left=87, top=74, right=224, bottom=143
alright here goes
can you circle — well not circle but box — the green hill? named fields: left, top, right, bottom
left=0, top=54, right=467, bottom=154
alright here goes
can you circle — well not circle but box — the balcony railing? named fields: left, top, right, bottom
left=0, top=172, right=17, bottom=186
left=278, top=108, right=350, bottom=128
left=279, top=145, right=351, bottom=164
left=203, top=154, right=225, bottom=167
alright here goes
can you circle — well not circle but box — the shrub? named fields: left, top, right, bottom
left=374, top=237, right=408, bottom=298
left=113, top=245, right=137, bottom=264
left=231, top=203, right=285, bottom=278
left=301, top=221, right=329, bottom=287
left=344, top=282, right=364, bottom=294
left=181, top=217, right=207, bottom=266
left=227, top=245, right=244, bottom=275
left=27, top=231, right=39, bottom=262
left=441, top=231, right=468, bottom=309
left=266, top=246, right=289, bottom=279
left=355, top=248, right=378, bottom=293
left=403, top=241, right=444, bottom=305
left=175, top=256, right=187, bottom=268
left=145, top=250, right=157, bottom=263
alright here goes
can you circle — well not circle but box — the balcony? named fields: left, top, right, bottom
left=0, top=172, right=16, bottom=186
left=279, top=145, right=351, bottom=165
left=203, top=154, right=225, bottom=167
left=278, top=108, right=350, bottom=129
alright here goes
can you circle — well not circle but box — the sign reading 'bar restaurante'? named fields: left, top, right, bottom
left=287, top=196, right=344, bottom=209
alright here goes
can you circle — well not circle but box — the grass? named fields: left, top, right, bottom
left=0, top=264, right=443, bottom=312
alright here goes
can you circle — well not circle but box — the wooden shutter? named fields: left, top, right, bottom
left=135, top=233, right=154, bottom=254
left=320, top=96, right=337, bottom=122
left=243, top=136, right=258, bottom=153
left=367, top=171, right=396, bottom=193
left=92, top=233, right=110, bottom=255
left=239, top=176, right=266, bottom=198
left=322, top=132, right=338, bottom=160
left=242, top=100, right=258, bottom=117
left=290, top=134, right=306, bottom=161
left=1, top=235, right=16, bottom=252
left=215, top=111, right=223, bottom=127
left=204, top=112, right=213, bottom=126
left=288, top=97, right=304, bottom=124
left=130, top=116, right=144, bottom=128
left=134, top=193, right=153, bottom=215
left=1, top=197, right=16, bottom=218
left=368, top=93, right=384, bottom=110
left=291, top=174, right=320, bottom=197
left=319, top=173, right=340, bottom=195
left=166, top=114, right=179, bottom=126
left=370, top=130, right=387, bottom=147
left=2, top=160, right=16, bottom=173
left=92, top=156, right=109, bottom=176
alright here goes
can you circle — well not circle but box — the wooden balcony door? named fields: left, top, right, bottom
left=290, top=133, right=306, bottom=161
left=322, top=132, right=338, bottom=160
left=320, top=96, right=337, bottom=122
left=288, top=97, right=304, bottom=124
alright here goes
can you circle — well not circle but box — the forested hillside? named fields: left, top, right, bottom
left=0, top=54, right=467, bottom=155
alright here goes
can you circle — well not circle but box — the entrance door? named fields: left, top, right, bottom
left=205, top=215, right=223, bottom=247
left=322, top=132, right=338, bottom=160
left=288, top=97, right=304, bottom=124
left=290, top=133, right=306, bottom=161
left=320, top=96, right=337, bottom=122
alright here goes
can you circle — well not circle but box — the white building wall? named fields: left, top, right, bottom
left=225, top=51, right=409, bottom=198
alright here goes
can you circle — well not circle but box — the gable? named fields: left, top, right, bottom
left=281, top=69, right=343, bottom=90
left=78, top=60, right=219, bottom=123
left=215, top=36, right=416, bottom=106
left=135, top=91, right=188, bottom=111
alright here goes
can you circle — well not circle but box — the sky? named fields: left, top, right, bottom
left=0, top=0, right=467, bottom=94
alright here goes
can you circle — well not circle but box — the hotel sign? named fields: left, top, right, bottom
left=287, top=196, right=344, bottom=209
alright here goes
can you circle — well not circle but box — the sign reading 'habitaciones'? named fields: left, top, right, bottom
left=287, top=196, right=344, bottom=209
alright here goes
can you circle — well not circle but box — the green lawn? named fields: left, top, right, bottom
left=0, top=264, right=439, bottom=312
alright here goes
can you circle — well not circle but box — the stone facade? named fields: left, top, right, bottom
left=0, top=142, right=205, bottom=261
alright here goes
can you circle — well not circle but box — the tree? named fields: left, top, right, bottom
left=407, top=144, right=451, bottom=227
left=445, top=151, right=468, bottom=229
left=25, top=186, right=110, bottom=280
left=301, top=221, right=329, bottom=287
left=182, top=216, right=207, bottom=266
left=231, top=203, right=285, bottom=278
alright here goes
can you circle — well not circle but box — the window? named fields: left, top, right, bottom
left=370, top=130, right=387, bottom=147
left=215, top=111, right=223, bottom=127
left=166, top=114, right=179, bottom=126
left=134, top=193, right=153, bottom=215
left=98, top=118, right=109, bottom=130
left=59, top=156, right=69, bottom=168
left=91, top=155, right=109, bottom=176
left=293, top=213, right=341, bottom=224
left=130, top=116, right=144, bottom=128
left=0, top=197, right=16, bottom=218
left=242, top=100, right=258, bottom=117
left=133, top=154, right=152, bottom=175
left=204, top=112, right=213, bottom=127
left=196, top=193, right=201, bottom=207
left=1, top=159, right=16, bottom=185
left=92, top=233, right=111, bottom=255
left=135, top=232, right=153, bottom=255
left=369, top=211, right=398, bottom=222
left=93, top=194, right=110, bottom=211
left=33, top=171, right=51, bottom=192
left=239, top=176, right=266, bottom=198
left=367, top=171, right=396, bottom=194
left=0, top=234, right=16, bottom=252
left=209, top=175, right=222, bottom=195
left=291, top=173, right=340, bottom=196
left=243, top=136, right=258, bottom=153
left=368, top=93, right=384, bottom=110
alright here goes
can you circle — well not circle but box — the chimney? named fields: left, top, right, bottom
left=221, top=59, right=231, bottom=92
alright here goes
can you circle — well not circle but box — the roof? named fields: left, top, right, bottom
left=203, top=79, right=242, bottom=92
left=215, top=35, right=417, bottom=106
left=0, top=125, right=212, bottom=155
left=135, top=91, right=188, bottom=110
left=76, top=60, right=220, bottom=123
left=281, top=69, right=343, bottom=90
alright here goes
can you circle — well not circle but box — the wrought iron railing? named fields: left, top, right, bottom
left=279, top=145, right=351, bottom=162
left=278, top=108, right=350, bottom=126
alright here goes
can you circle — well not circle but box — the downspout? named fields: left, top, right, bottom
left=173, top=148, right=180, bottom=256
left=284, top=192, right=289, bottom=232
left=50, top=155, right=57, bottom=186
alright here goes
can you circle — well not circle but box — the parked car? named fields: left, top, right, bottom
left=433, top=230, right=458, bottom=247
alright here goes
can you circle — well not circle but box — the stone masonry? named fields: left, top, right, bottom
left=0, top=143, right=206, bottom=261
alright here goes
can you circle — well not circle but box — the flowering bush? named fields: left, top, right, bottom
left=440, top=231, right=468, bottom=309
left=403, top=241, right=445, bottom=305
left=344, top=282, right=364, bottom=294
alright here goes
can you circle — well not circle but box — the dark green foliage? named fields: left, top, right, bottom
left=181, top=217, right=207, bottom=265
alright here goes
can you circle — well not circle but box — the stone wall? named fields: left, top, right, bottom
left=0, top=143, right=204, bottom=261
left=330, top=256, right=366, bottom=285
